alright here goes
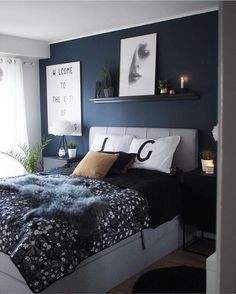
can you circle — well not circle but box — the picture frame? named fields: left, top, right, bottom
left=119, top=33, right=157, bottom=97
left=46, top=61, right=82, bottom=136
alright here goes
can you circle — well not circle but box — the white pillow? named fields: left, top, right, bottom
left=90, top=133, right=134, bottom=152
left=129, top=136, right=181, bottom=173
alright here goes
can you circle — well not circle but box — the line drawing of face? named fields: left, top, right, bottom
left=128, top=43, right=150, bottom=85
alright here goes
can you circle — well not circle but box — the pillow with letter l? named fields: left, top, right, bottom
left=128, top=136, right=181, bottom=174
left=90, top=133, right=133, bottom=152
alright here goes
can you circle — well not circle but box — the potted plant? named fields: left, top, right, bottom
left=67, top=141, right=77, bottom=158
left=200, top=149, right=215, bottom=172
left=102, top=66, right=114, bottom=98
left=158, top=80, right=168, bottom=94
left=0, top=137, right=51, bottom=173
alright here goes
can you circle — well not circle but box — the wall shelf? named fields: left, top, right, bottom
left=90, top=93, right=199, bottom=104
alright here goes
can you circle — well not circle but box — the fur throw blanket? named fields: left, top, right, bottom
left=0, top=174, right=108, bottom=236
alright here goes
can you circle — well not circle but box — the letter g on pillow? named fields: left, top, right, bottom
left=128, top=136, right=181, bottom=173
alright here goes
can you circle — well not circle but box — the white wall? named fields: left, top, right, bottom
left=216, top=1, right=236, bottom=292
left=0, top=34, right=49, bottom=59
left=23, top=60, right=41, bottom=148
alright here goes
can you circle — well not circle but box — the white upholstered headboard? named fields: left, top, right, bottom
left=89, top=127, right=198, bottom=172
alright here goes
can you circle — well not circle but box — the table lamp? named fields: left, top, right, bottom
left=49, top=120, right=75, bottom=157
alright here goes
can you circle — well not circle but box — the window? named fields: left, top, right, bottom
left=0, top=57, right=28, bottom=177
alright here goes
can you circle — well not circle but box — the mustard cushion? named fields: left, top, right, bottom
left=72, top=150, right=118, bottom=179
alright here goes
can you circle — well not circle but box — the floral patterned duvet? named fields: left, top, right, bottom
left=0, top=174, right=149, bottom=293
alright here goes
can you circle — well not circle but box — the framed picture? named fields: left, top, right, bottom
left=46, top=61, right=82, bottom=136
left=119, top=33, right=157, bottom=97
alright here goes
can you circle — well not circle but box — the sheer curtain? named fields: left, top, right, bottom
left=0, top=57, right=29, bottom=177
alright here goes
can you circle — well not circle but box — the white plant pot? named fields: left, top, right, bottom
left=68, top=148, right=77, bottom=158
left=201, top=159, right=214, bottom=172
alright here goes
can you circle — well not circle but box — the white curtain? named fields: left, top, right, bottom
left=0, top=57, right=29, bottom=177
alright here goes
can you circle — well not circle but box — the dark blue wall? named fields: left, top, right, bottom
left=40, top=11, right=218, bottom=156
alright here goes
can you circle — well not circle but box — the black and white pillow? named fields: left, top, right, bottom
left=90, top=133, right=134, bottom=152
left=128, top=136, right=181, bottom=173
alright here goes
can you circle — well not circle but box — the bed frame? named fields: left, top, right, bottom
left=0, top=127, right=198, bottom=294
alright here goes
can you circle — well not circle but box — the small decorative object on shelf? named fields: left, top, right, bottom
left=95, top=81, right=103, bottom=98
left=200, top=149, right=215, bottom=172
left=169, top=89, right=175, bottom=95
left=158, top=80, right=168, bottom=94
left=205, top=163, right=215, bottom=174
left=181, top=76, right=185, bottom=89
left=176, top=76, right=188, bottom=93
left=67, top=141, right=77, bottom=158
left=102, top=66, right=114, bottom=98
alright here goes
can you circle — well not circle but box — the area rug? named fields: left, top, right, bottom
left=133, top=266, right=206, bottom=293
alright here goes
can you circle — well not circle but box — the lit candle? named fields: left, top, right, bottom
left=205, top=163, right=214, bottom=174
left=180, top=76, right=184, bottom=89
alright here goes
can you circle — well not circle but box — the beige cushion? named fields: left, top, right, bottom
left=72, top=150, right=118, bottom=178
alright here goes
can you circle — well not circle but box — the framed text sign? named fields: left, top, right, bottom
left=46, top=61, right=82, bottom=136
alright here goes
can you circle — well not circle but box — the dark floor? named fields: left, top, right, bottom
left=108, top=248, right=206, bottom=293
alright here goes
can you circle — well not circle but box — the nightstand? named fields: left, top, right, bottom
left=182, top=169, right=216, bottom=255
left=43, top=155, right=83, bottom=172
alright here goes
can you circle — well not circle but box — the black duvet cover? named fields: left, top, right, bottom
left=104, top=169, right=182, bottom=228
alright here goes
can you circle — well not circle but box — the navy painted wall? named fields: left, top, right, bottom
left=40, top=11, right=218, bottom=156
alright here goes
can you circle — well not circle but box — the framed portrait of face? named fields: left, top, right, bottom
left=119, top=33, right=157, bottom=97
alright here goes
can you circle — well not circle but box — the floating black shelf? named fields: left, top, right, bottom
left=90, top=93, right=199, bottom=104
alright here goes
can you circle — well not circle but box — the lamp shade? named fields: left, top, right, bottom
left=49, top=120, right=75, bottom=136
left=212, top=124, right=218, bottom=141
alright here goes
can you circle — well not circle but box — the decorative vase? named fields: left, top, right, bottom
left=201, top=159, right=214, bottom=172
left=104, top=87, right=114, bottom=98
left=68, top=148, right=77, bottom=158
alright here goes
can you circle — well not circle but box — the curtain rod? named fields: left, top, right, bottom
left=23, top=61, right=35, bottom=66
left=0, top=58, right=35, bottom=65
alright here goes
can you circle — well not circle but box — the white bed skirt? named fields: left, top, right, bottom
left=0, top=217, right=181, bottom=294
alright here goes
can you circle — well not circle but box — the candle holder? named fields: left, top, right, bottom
left=176, top=76, right=189, bottom=93
left=169, top=89, right=175, bottom=95
left=205, top=164, right=214, bottom=174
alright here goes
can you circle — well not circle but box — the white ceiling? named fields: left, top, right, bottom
left=0, top=1, right=218, bottom=43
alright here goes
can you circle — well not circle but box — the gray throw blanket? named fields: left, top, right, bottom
left=0, top=174, right=108, bottom=236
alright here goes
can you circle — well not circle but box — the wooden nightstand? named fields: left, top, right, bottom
left=43, top=155, right=83, bottom=172
left=182, top=169, right=216, bottom=255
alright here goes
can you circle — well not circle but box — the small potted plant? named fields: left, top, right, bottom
left=200, top=149, right=215, bottom=172
left=67, top=141, right=77, bottom=158
left=102, top=66, right=114, bottom=98
left=158, top=80, right=168, bottom=94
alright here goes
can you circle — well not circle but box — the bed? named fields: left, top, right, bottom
left=0, top=127, right=198, bottom=294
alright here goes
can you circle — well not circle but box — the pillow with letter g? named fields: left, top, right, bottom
left=128, top=136, right=181, bottom=173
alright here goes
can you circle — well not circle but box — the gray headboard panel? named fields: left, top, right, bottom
left=89, top=127, right=198, bottom=172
